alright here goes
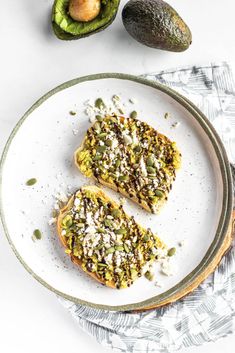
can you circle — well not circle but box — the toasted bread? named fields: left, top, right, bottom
left=57, top=185, right=166, bottom=289
left=74, top=115, right=181, bottom=214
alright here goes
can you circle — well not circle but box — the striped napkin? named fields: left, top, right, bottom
left=59, top=62, right=235, bottom=353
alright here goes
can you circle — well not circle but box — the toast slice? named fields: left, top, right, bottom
left=74, top=115, right=181, bottom=214
left=57, top=185, right=166, bottom=289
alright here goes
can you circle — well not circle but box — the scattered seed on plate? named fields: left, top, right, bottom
left=172, top=122, right=180, bottom=128
left=26, top=178, right=37, bottom=186
left=130, top=111, right=137, bottom=119
left=164, top=112, right=170, bottom=119
left=168, top=247, right=176, bottom=257
left=33, top=229, right=42, bottom=240
left=69, top=111, right=76, bottom=116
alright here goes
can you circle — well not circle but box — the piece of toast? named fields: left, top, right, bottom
left=74, top=115, right=181, bottom=214
left=57, top=185, right=166, bottom=289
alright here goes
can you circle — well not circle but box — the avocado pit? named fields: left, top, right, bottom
left=69, top=0, right=101, bottom=22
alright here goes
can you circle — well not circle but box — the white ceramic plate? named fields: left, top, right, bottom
left=0, top=74, right=232, bottom=311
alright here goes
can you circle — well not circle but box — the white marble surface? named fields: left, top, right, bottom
left=0, top=0, right=235, bottom=352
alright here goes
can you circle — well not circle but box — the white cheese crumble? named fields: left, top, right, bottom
left=123, top=133, right=132, bottom=145
left=139, top=156, right=148, bottom=177
left=161, top=260, right=174, bottom=276
left=56, top=191, right=68, bottom=203
left=129, top=98, right=138, bottom=104
left=48, top=218, right=56, bottom=226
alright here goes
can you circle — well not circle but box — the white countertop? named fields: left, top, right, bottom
left=0, top=1, right=235, bottom=352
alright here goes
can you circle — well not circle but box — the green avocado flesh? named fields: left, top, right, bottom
left=122, top=0, right=192, bottom=52
left=52, top=0, right=120, bottom=40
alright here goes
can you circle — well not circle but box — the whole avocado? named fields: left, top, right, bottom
left=122, top=0, right=192, bottom=52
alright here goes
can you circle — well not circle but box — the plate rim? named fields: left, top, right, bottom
left=0, top=73, right=233, bottom=311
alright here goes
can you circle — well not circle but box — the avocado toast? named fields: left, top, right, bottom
left=75, top=115, right=181, bottom=214
left=57, top=185, right=166, bottom=289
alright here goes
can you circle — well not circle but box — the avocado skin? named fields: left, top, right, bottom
left=122, top=0, right=192, bottom=52
left=52, top=0, right=120, bottom=41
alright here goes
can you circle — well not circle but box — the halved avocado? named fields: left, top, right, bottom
left=52, top=0, right=120, bottom=40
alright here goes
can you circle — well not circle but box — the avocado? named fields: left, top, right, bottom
left=52, top=0, right=120, bottom=40
left=122, top=0, right=192, bottom=52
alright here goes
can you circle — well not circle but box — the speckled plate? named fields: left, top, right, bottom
left=0, top=74, right=233, bottom=311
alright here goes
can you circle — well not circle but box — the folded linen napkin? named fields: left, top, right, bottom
left=59, top=62, right=235, bottom=353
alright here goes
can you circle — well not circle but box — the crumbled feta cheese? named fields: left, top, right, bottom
left=155, top=247, right=168, bottom=259
left=86, top=212, right=93, bottom=225
left=123, top=133, right=132, bottom=145
left=85, top=226, right=96, bottom=235
left=56, top=191, right=68, bottom=203
left=54, top=203, right=60, bottom=210
left=105, top=253, right=113, bottom=264
left=129, top=98, right=138, bottom=104
left=161, top=260, right=174, bottom=276
left=89, top=115, right=96, bottom=123
left=61, top=230, right=66, bottom=236
left=74, top=198, right=80, bottom=207
left=139, top=156, right=148, bottom=177
left=111, top=138, right=118, bottom=150
left=132, top=131, right=139, bottom=145
left=48, top=218, right=56, bottom=226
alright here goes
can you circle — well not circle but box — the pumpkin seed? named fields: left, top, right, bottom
left=104, top=219, right=113, bottom=227
left=124, top=243, right=130, bottom=253
left=105, top=139, right=112, bottom=147
left=33, top=229, right=42, bottom=240
left=95, top=98, right=105, bottom=110
left=168, top=247, right=176, bottom=257
left=106, top=247, right=115, bottom=254
left=145, top=271, right=154, bottom=281
left=134, top=145, right=141, bottom=153
left=131, top=268, right=138, bottom=279
left=111, top=209, right=121, bottom=218
left=95, top=115, right=103, bottom=122
left=94, top=154, right=102, bottom=161
left=98, top=263, right=107, bottom=268
left=113, top=94, right=120, bottom=101
left=97, top=227, right=105, bottom=233
left=26, top=178, right=37, bottom=186
left=155, top=189, right=164, bottom=198
left=115, top=228, right=127, bottom=235
left=130, top=111, right=137, bottom=119
left=119, top=175, right=129, bottom=182
left=96, top=145, right=107, bottom=153
left=143, top=235, right=149, bottom=242
left=146, top=156, right=154, bottom=166
left=115, top=159, right=121, bottom=167
left=62, top=215, right=73, bottom=228
left=115, top=245, right=124, bottom=251
left=97, top=132, right=108, bottom=139
left=93, top=121, right=101, bottom=131
left=147, top=166, right=156, bottom=175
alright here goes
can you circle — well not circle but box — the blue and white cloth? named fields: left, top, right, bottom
left=60, top=63, right=235, bottom=353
